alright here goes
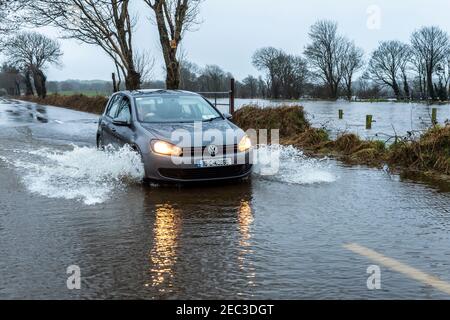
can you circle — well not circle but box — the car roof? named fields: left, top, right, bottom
left=122, top=89, right=200, bottom=97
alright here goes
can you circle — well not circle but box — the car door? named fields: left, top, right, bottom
left=111, top=95, right=133, bottom=148
left=101, top=94, right=122, bottom=146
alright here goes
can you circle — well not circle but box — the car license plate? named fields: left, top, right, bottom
left=195, top=158, right=232, bottom=168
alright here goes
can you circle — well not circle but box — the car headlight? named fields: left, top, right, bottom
left=238, top=135, right=252, bottom=152
left=151, top=140, right=182, bottom=156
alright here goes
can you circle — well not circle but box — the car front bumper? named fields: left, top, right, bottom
left=141, top=150, right=253, bottom=183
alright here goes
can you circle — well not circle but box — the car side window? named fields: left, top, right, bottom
left=106, top=95, right=122, bottom=118
left=115, top=97, right=131, bottom=122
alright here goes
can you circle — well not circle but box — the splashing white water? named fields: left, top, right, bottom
left=252, top=145, right=336, bottom=184
left=0, top=143, right=335, bottom=205
left=6, top=145, right=144, bottom=205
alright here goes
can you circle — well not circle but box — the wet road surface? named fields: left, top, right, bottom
left=0, top=98, right=450, bottom=299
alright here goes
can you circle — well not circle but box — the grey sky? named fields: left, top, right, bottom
left=36, top=0, right=450, bottom=82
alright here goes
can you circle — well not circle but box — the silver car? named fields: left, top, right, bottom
left=97, top=90, right=253, bottom=183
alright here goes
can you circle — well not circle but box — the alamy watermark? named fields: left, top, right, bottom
left=67, top=265, right=81, bottom=290
left=165, top=124, right=281, bottom=175
left=366, top=5, right=382, bottom=30
left=367, top=265, right=381, bottom=290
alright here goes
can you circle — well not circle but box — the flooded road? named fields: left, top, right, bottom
left=0, top=98, right=450, bottom=299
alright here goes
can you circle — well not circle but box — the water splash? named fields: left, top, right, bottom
left=0, top=143, right=336, bottom=205
left=6, top=145, right=144, bottom=205
left=253, top=145, right=337, bottom=185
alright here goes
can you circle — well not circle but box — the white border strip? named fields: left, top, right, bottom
left=344, top=243, right=450, bottom=295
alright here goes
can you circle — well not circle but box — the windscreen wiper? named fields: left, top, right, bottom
left=203, top=116, right=223, bottom=122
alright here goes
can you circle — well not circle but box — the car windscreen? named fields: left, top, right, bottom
left=135, top=95, right=223, bottom=123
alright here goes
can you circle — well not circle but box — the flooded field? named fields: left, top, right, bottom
left=215, top=98, right=450, bottom=140
left=0, top=98, right=449, bottom=299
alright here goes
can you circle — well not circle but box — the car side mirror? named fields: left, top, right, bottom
left=223, top=112, right=232, bottom=120
left=112, top=119, right=130, bottom=126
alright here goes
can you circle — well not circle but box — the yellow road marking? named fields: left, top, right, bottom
left=343, top=243, right=450, bottom=295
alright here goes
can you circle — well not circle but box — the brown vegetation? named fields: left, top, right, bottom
left=388, top=126, right=450, bottom=175
left=233, top=105, right=310, bottom=139
left=18, top=94, right=108, bottom=114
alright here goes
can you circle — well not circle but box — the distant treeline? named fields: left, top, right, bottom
left=2, top=18, right=450, bottom=102
left=0, top=62, right=404, bottom=101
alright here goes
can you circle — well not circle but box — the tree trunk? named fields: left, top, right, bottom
left=153, top=5, right=181, bottom=90
left=346, top=78, right=352, bottom=101
left=15, top=79, right=21, bottom=96
left=166, top=60, right=180, bottom=89
left=24, top=69, right=34, bottom=96
left=403, top=78, right=410, bottom=100
left=32, top=67, right=47, bottom=98
left=125, top=69, right=141, bottom=91
left=392, top=79, right=401, bottom=100
left=331, top=82, right=339, bottom=100
left=427, top=70, right=435, bottom=100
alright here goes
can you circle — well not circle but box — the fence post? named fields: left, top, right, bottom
left=366, top=115, right=373, bottom=130
left=339, top=109, right=344, bottom=119
left=230, top=78, right=235, bottom=114
left=432, top=108, right=437, bottom=125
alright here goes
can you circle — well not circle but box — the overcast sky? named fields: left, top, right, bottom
left=31, top=0, right=450, bottom=82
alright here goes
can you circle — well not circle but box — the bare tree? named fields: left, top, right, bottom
left=340, top=40, right=364, bottom=100
left=4, top=32, right=63, bottom=98
left=411, top=26, right=450, bottom=100
left=21, top=0, right=142, bottom=90
left=399, top=45, right=412, bottom=100
left=279, top=54, right=309, bottom=99
left=304, top=20, right=346, bottom=99
left=367, top=41, right=410, bottom=99
left=252, top=47, right=284, bottom=98
left=179, top=60, right=200, bottom=91
left=198, top=65, right=227, bottom=92
left=436, top=57, right=450, bottom=98
left=144, top=0, right=202, bottom=89
left=134, top=51, right=155, bottom=84
left=253, top=47, right=308, bottom=99
left=0, top=0, right=23, bottom=37
left=411, top=54, right=427, bottom=99
left=0, top=64, right=22, bottom=95
left=241, top=75, right=259, bottom=99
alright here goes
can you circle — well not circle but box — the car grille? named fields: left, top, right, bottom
left=182, top=145, right=238, bottom=157
left=159, top=164, right=252, bottom=180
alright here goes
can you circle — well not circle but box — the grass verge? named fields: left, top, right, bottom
left=17, top=94, right=108, bottom=114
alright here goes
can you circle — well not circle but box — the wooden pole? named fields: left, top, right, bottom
left=366, top=115, right=373, bottom=130
left=339, top=109, right=344, bottom=119
left=230, top=78, right=235, bottom=114
left=432, top=108, right=437, bottom=125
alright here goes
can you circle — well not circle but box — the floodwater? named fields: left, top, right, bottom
left=0, top=98, right=449, bottom=299
left=217, top=98, right=450, bottom=141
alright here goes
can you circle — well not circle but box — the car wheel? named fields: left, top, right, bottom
left=97, top=134, right=104, bottom=150
left=132, top=146, right=148, bottom=179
